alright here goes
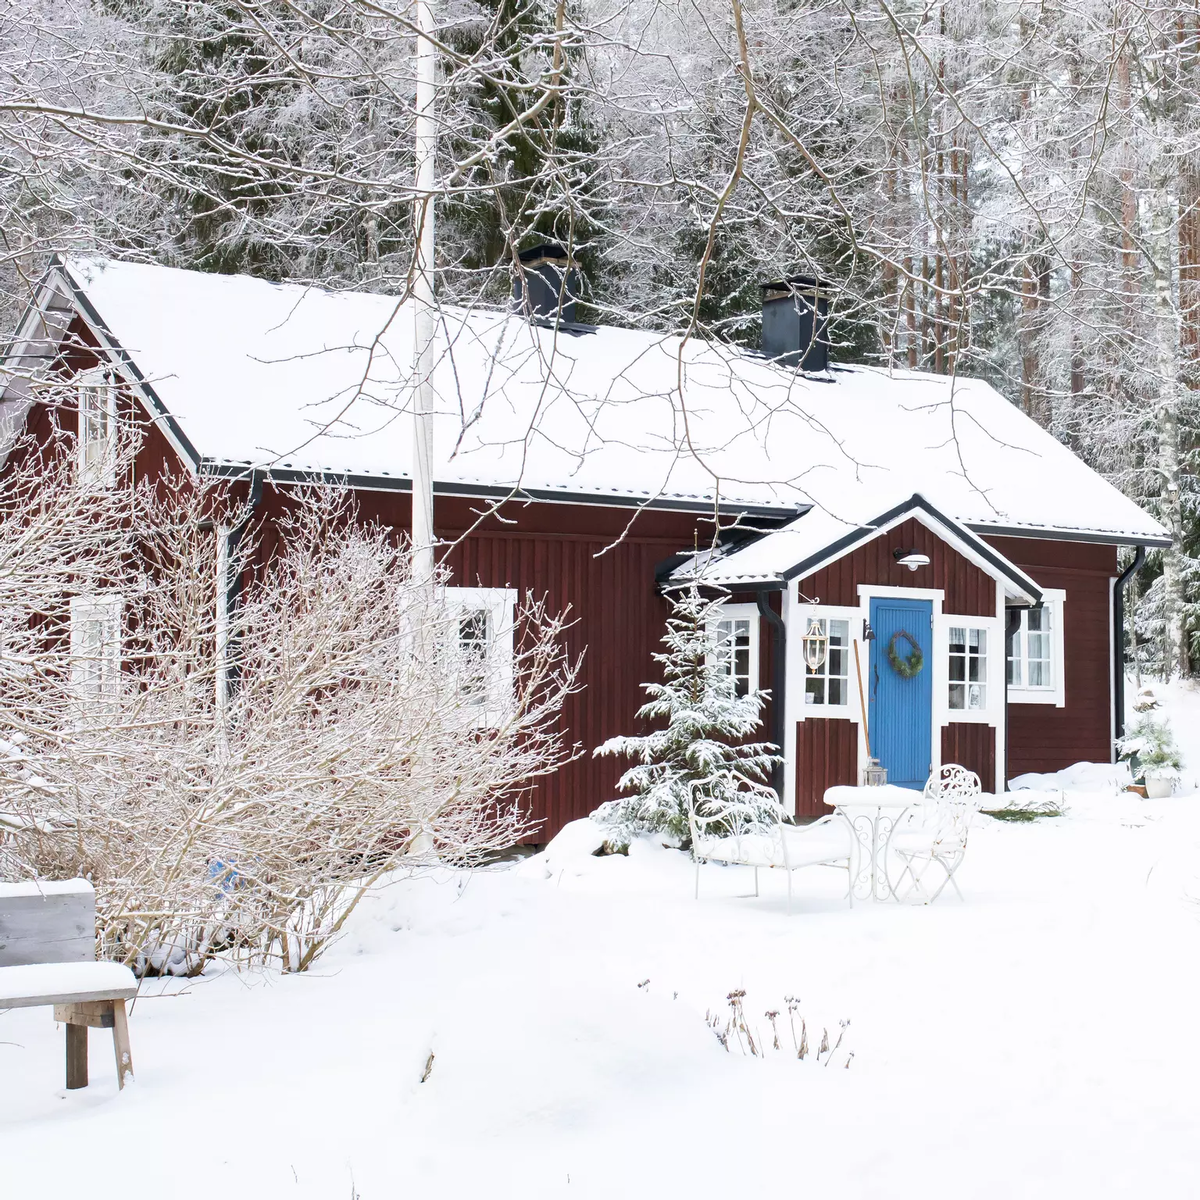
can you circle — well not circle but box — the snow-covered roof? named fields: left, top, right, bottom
left=669, top=492, right=1045, bottom=603
left=4, top=256, right=1170, bottom=543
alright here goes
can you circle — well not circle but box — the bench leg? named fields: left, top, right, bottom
left=111, top=999, right=133, bottom=1089
left=66, top=1023, right=88, bottom=1090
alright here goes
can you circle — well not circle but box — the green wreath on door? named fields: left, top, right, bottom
left=886, top=630, right=924, bottom=678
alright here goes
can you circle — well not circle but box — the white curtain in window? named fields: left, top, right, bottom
left=77, top=368, right=119, bottom=491
left=948, top=626, right=987, bottom=711
left=69, top=593, right=123, bottom=705
left=442, top=586, right=516, bottom=726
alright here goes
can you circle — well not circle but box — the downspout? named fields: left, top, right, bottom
left=224, top=469, right=265, bottom=618
left=1113, top=545, right=1147, bottom=742
left=756, top=591, right=787, bottom=801
left=1004, top=607, right=1022, bottom=792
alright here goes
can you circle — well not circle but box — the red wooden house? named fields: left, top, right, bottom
left=0, top=253, right=1168, bottom=835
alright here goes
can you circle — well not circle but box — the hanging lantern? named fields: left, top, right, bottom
left=802, top=618, right=829, bottom=672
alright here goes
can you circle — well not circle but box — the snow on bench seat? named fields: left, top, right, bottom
left=700, top=822, right=853, bottom=869
left=0, top=961, right=137, bottom=1009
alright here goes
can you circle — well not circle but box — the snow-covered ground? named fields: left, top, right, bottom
left=4, top=781, right=1200, bottom=1198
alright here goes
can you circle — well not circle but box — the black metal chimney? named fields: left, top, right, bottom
left=760, top=275, right=830, bottom=371
left=513, top=243, right=580, bottom=323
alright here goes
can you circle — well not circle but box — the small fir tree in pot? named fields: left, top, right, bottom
left=593, top=581, right=782, bottom=849
left=1117, top=712, right=1183, bottom=797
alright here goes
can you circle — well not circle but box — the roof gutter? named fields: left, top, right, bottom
left=200, top=459, right=807, bottom=523
left=971, top=522, right=1172, bottom=550
left=1112, top=545, right=1147, bottom=743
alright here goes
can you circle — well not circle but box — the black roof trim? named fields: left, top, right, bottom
left=782, top=493, right=1043, bottom=603
left=200, top=459, right=808, bottom=521
left=655, top=573, right=786, bottom=597
left=970, top=523, right=1171, bottom=550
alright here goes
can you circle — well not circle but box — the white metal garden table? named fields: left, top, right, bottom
left=824, top=784, right=918, bottom=902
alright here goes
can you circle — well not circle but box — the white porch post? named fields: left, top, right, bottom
left=781, top=581, right=798, bottom=815
left=996, top=578, right=1008, bottom=793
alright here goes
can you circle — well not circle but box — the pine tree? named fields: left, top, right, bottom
left=439, top=0, right=609, bottom=309
left=593, top=581, right=781, bottom=848
left=1117, top=711, right=1183, bottom=783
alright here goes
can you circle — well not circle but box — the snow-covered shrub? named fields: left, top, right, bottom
left=0, top=460, right=578, bottom=974
left=1117, top=713, right=1184, bottom=785
left=593, top=581, right=780, bottom=849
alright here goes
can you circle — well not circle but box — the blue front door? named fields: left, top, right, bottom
left=868, top=597, right=933, bottom=790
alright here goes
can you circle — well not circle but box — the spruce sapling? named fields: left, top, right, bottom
left=592, top=581, right=781, bottom=848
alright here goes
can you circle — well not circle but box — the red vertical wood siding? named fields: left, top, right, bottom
left=985, top=536, right=1117, bottom=779
left=941, top=724, right=996, bottom=790
left=795, top=718, right=858, bottom=817
left=15, top=326, right=1127, bottom=833
left=250, top=485, right=721, bottom=840
left=797, top=517, right=995, bottom=616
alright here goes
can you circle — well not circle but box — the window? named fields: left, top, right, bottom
left=709, top=604, right=759, bottom=697
left=1007, top=591, right=1066, bottom=706
left=456, top=609, right=491, bottom=706
left=1009, top=607, right=1051, bottom=687
left=948, top=626, right=987, bottom=711
left=804, top=617, right=851, bottom=707
left=443, top=587, right=516, bottom=726
left=69, top=593, right=123, bottom=706
left=77, top=368, right=119, bottom=491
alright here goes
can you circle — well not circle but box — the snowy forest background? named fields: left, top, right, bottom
left=2, top=0, right=1197, bottom=676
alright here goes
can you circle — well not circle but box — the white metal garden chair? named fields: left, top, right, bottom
left=888, top=764, right=982, bottom=904
left=687, top=787, right=854, bottom=915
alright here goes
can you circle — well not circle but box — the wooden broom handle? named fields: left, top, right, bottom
left=853, top=639, right=871, bottom=759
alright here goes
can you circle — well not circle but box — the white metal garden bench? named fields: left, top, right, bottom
left=0, top=879, right=136, bottom=1090
left=688, top=792, right=854, bottom=915
left=888, top=764, right=982, bottom=903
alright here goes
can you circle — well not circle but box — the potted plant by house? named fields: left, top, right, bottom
left=1117, top=713, right=1183, bottom=799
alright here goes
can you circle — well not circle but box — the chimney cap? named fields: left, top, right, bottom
left=761, top=274, right=832, bottom=299
left=517, top=241, right=577, bottom=267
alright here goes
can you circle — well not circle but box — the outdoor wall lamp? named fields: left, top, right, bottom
left=893, top=548, right=931, bottom=572
left=862, top=620, right=876, bottom=642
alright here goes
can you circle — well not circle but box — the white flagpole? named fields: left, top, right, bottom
left=412, top=0, right=437, bottom=589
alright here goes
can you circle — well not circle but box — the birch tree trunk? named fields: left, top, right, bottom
left=1151, top=181, right=1187, bottom=678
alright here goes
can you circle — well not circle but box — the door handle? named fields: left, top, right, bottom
left=872, top=662, right=879, bottom=703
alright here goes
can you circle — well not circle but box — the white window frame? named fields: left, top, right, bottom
left=1007, top=589, right=1066, bottom=707
left=443, top=586, right=517, bottom=728
left=947, top=623, right=991, bottom=715
left=69, top=592, right=123, bottom=707
left=707, top=602, right=760, bottom=697
left=795, top=605, right=856, bottom=712
left=76, top=367, right=120, bottom=492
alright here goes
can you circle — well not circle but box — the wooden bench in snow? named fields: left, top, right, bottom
left=0, top=880, right=136, bottom=1090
